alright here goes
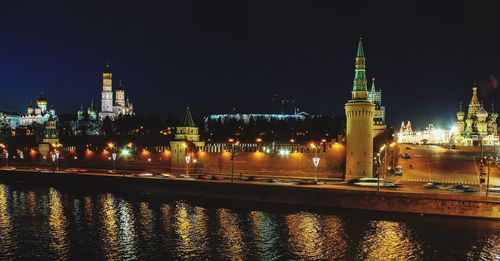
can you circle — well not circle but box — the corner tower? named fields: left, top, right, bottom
left=170, top=107, right=205, bottom=171
left=344, top=38, right=375, bottom=180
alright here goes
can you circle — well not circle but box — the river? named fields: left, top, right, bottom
left=0, top=182, right=498, bottom=260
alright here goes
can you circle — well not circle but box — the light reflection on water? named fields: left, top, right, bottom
left=0, top=183, right=498, bottom=260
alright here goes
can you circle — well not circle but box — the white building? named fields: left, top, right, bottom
left=0, top=111, right=20, bottom=129
left=19, top=96, right=57, bottom=126
left=98, top=62, right=134, bottom=121
left=397, top=121, right=452, bottom=144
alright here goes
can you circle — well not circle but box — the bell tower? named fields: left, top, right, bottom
left=345, top=38, right=375, bottom=180
left=99, top=60, right=114, bottom=120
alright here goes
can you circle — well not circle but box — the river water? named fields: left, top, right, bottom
left=0, top=182, right=498, bottom=260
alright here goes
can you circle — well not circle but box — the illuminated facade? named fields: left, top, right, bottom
left=345, top=38, right=375, bottom=180
left=397, top=121, right=452, bottom=144
left=454, top=84, right=498, bottom=146
left=205, top=112, right=307, bottom=125
left=170, top=107, right=205, bottom=168
left=368, top=78, right=387, bottom=137
left=98, top=62, right=134, bottom=121
left=19, top=96, right=57, bottom=126
left=0, top=112, right=20, bottom=129
left=74, top=100, right=100, bottom=136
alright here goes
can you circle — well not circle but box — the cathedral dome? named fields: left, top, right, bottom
left=87, top=107, right=96, bottom=116
left=36, top=97, right=48, bottom=106
left=490, top=111, right=498, bottom=119
left=457, top=110, right=465, bottom=118
left=477, top=106, right=488, bottom=118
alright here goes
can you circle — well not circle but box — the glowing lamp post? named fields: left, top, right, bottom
left=51, top=153, right=57, bottom=172
left=312, top=156, right=320, bottom=182
left=55, top=151, right=60, bottom=171
left=185, top=155, right=191, bottom=177
left=112, top=152, right=117, bottom=172
left=0, top=144, right=7, bottom=168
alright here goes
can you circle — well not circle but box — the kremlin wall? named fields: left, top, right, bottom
left=0, top=38, right=394, bottom=181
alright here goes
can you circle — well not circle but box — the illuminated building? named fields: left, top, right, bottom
left=397, top=121, right=452, bottom=144
left=19, top=95, right=57, bottom=126
left=454, top=83, right=498, bottom=146
left=0, top=111, right=20, bottom=129
left=74, top=100, right=100, bottom=136
left=368, top=77, right=387, bottom=137
left=170, top=107, right=205, bottom=167
left=345, top=38, right=375, bottom=180
left=42, top=116, right=59, bottom=144
left=205, top=112, right=308, bottom=125
left=98, top=62, right=134, bottom=121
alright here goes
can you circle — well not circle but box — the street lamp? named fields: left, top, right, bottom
left=185, top=154, right=191, bottom=177
left=486, top=156, right=493, bottom=197
left=55, top=150, right=60, bottom=171
left=310, top=142, right=321, bottom=183
left=0, top=143, right=7, bottom=168
left=229, top=140, right=240, bottom=183
left=108, top=142, right=116, bottom=173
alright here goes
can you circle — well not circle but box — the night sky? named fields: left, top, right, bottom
left=1, top=1, right=499, bottom=129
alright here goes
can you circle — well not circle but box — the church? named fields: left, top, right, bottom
left=98, top=62, right=134, bottom=121
left=454, top=83, right=498, bottom=146
left=19, top=95, right=57, bottom=126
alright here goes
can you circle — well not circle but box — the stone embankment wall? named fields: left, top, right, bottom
left=1, top=171, right=498, bottom=219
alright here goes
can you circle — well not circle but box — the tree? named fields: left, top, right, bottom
left=101, top=116, right=113, bottom=136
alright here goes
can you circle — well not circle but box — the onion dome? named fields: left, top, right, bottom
left=89, top=99, right=96, bottom=114
left=77, top=104, right=84, bottom=115
left=490, top=102, right=498, bottom=119
left=36, top=96, right=48, bottom=106
left=477, top=103, right=488, bottom=118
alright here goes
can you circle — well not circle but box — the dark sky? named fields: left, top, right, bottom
left=1, top=0, right=499, bottom=129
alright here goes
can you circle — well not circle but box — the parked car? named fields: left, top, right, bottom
left=137, top=172, right=154, bottom=177
left=394, top=166, right=403, bottom=175
left=197, top=175, right=210, bottom=179
left=424, top=182, right=444, bottom=189
left=400, top=153, right=412, bottom=159
left=487, top=186, right=500, bottom=193
left=178, top=174, right=192, bottom=178
left=211, top=175, right=224, bottom=180
left=351, top=178, right=397, bottom=187
left=266, top=179, right=280, bottom=183
left=405, top=147, right=412, bottom=150
left=242, top=176, right=263, bottom=181
left=160, top=173, right=173, bottom=178
left=446, top=184, right=478, bottom=193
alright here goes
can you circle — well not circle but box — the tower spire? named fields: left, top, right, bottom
left=371, top=77, right=376, bottom=92
left=356, top=37, right=365, bottom=58
left=182, top=107, right=196, bottom=127
left=470, top=82, right=479, bottom=105
left=351, top=37, right=368, bottom=99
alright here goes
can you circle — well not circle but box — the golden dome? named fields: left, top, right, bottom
left=36, top=97, right=48, bottom=106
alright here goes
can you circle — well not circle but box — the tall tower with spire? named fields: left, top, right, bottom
left=99, top=61, right=115, bottom=120
left=344, top=38, right=375, bottom=180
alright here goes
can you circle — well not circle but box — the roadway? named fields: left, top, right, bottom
left=1, top=163, right=499, bottom=198
left=388, top=144, right=500, bottom=187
